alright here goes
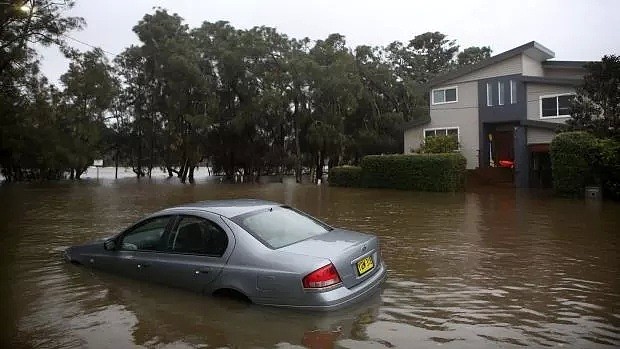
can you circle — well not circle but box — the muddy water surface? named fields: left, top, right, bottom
left=1, top=176, right=618, bottom=348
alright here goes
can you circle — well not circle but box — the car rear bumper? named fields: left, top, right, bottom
left=264, top=261, right=387, bottom=311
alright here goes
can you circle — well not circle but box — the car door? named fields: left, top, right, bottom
left=96, top=215, right=176, bottom=281
left=149, top=213, right=235, bottom=293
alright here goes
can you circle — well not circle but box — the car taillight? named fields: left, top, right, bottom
left=303, top=263, right=341, bottom=289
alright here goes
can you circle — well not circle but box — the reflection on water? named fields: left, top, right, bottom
left=1, top=177, right=619, bottom=348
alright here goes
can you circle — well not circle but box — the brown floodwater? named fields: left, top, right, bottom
left=1, top=174, right=619, bottom=348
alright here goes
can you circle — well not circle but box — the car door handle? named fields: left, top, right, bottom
left=194, top=269, right=209, bottom=275
left=137, top=263, right=150, bottom=269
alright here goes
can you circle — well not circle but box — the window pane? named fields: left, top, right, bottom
left=447, top=128, right=458, bottom=136
left=510, top=80, right=517, bottom=104
left=172, top=217, right=228, bottom=256
left=558, top=95, right=571, bottom=115
left=498, top=82, right=505, bottom=105
left=121, top=216, right=171, bottom=251
left=425, top=130, right=435, bottom=138
left=445, top=88, right=457, bottom=102
left=436, top=129, right=448, bottom=136
left=541, top=97, right=558, bottom=117
left=486, top=83, right=493, bottom=106
left=433, top=90, right=445, bottom=104
left=234, top=207, right=330, bottom=249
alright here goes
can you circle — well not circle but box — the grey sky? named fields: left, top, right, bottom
left=39, top=0, right=619, bottom=85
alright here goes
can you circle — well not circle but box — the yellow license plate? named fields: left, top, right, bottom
left=356, top=256, right=374, bottom=276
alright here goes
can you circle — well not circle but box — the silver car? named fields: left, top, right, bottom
left=64, top=199, right=387, bottom=311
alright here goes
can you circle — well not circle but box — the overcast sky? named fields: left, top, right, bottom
left=38, top=0, right=619, bottom=85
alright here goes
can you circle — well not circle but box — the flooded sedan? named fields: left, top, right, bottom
left=64, top=199, right=387, bottom=311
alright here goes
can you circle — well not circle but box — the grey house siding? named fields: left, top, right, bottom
left=478, top=74, right=527, bottom=123
left=477, top=74, right=528, bottom=169
left=526, top=83, right=576, bottom=122
left=405, top=81, right=479, bottom=169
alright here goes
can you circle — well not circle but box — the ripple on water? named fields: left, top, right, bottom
left=1, top=181, right=619, bottom=348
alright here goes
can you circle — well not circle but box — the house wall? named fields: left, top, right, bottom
left=527, top=127, right=556, bottom=144
left=522, top=54, right=544, bottom=76
left=405, top=81, right=479, bottom=169
left=478, top=74, right=527, bottom=123
left=526, top=83, right=576, bottom=122
left=447, top=55, right=523, bottom=84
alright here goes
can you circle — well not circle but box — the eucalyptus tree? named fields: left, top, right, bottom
left=305, top=33, right=362, bottom=181
left=60, top=48, right=118, bottom=179
left=0, top=0, right=83, bottom=180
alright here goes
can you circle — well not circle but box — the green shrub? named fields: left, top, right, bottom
left=419, top=135, right=459, bottom=154
left=550, top=132, right=599, bottom=197
left=597, top=138, right=620, bottom=200
left=328, top=166, right=362, bottom=187
left=360, top=153, right=467, bottom=192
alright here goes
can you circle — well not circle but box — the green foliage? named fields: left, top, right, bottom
left=359, top=154, right=466, bottom=192
left=0, top=6, right=492, bottom=183
left=419, top=135, right=459, bottom=154
left=457, top=46, right=492, bottom=66
left=551, top=132, right=620, bottom=199
left=566, top=55, right=620, bottom=139
left=0, top=0, right=84, bottom=181
left=550, top=132, right=600, bottom=197
left=595, top=138, right=620, bottom=200
left=328, top=166, right=362, bottom=187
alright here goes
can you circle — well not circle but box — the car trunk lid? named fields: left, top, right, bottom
left=280, top=228, right=380, bottom=289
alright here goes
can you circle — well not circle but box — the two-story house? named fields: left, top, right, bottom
left=404, top=41, right=588, bottom=188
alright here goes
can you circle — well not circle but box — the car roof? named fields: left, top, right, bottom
left=160, top=199, right=281, bottom=218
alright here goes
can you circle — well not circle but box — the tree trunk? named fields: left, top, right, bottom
left=75, top=167, right=86, bottom=180
left=70, top=168, right=75, bottom=180
left=167, top=166, right=174, bottom=178
left=115, top=149, right=119, bottom=179
left=315, top=151, right=324, bottom=184
left=180, top=159, right=190, bottom=183
left=188, top=165, right=195, bottom=183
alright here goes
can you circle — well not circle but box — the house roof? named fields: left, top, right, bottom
left=429, top=41, right=555, bottom=87
left=521, top=76, right=583, bottom=86
left=542, top=60, right=590, bottom=68
left=520, top=119, right=567, bottom=131
left=401, top=117, right=430, bottom=130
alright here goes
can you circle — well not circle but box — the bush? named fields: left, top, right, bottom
left=550, top=132, right=601, bottom=197
left=597, top=138, right=620, bottom=200
left=360, top=153, right=467, bottom=192
left=418, top=135, right=459, bottom=154
left=328, top=166, right=362, bottom=187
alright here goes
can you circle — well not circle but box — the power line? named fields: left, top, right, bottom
left=59, top=33, right=118, bottom=56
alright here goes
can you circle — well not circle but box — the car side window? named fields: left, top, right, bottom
left=171, top=216, right=228, bottom=257
left=120, top=216, right=172, bottom=251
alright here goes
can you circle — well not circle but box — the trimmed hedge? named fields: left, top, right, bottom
left=328, top=166, right=362, bottom=187
left=551, top=132, right=620, bottom=199
left=360, top=153, right=467, bottom=192
left=550, top=132, right=600, bottom=197
left=598, top=138, right=620, bottom=200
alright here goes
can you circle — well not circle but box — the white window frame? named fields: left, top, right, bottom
left=422, top=127, right=461, bottom=151
left=486, top=83, right=493, bottom=106
left=431, top=86, right=458, bottom=105
left=498, top=81, right=505, bottom=106
left=510, top=80, right=517, bottom=104
left=539, top=93, right=574, bottom=119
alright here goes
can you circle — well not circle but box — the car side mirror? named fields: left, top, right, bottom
left=104, top=239, right=117, bottom=251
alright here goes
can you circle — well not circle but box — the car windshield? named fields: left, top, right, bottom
left=234, top=206, right=331, bottom=249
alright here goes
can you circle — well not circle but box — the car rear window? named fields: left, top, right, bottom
left=232, top=206, right=331, bottom=249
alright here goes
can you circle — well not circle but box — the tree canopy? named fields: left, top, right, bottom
left=1, top=6, right=494, bottom=182
left=567, top=55, right=620, bottom=139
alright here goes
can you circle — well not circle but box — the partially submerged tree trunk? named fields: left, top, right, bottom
left=188, top=165, right=195, bottom=183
